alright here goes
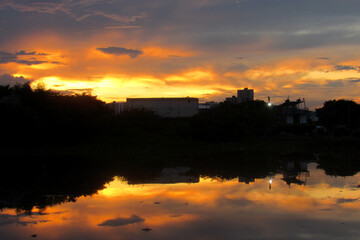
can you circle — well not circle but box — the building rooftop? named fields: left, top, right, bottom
left=127, top=97, right=198, bottom=101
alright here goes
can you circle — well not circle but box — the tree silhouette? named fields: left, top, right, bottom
left=316, top=99, right=360, bottom=135
left=191, top=100, right=275, bottom=141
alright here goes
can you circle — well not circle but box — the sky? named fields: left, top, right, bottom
left=1, top=0, right=360, bottom=108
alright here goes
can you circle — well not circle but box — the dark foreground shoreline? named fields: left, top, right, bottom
left=1, top=134, right=360, bottom=214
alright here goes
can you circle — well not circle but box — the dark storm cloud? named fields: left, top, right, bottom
left=3, top=0, right=360, bottom=53
left=325, top=80, right=345, bottom=88
left=0, top=1, right=147, bottom=46
left=0, top=50, right=49, bottom=65
left=292, top=79, right=360, bottom=90
left=16, top=59, right=47, bottom=65
left=168, top=55, right=182, bottom=58
left=337, top=198, right=358, bottom=204
left=96, top=47, right=143, bottom=58
left=0, top=51, right=17, bottom=63
left=333, top=65, right=360, bottom=71
left=266, top=30, right=360, bottom=52
left=226, top=63, right=250, bottom=72
left=0, top=74, right=32, bottom=85
left=295, top=82, right=320, bottom=89
left=0, top=213, right=47, bottom=226
left=55, top=88, right=93, bottom=95
left=0, top=0, right=148, bottom=22
left=317, top=208, right=335, bottom=211
left=0, top=214, right=18, bottom=226
left=15, top=50, right=36, bottom=55
left=15, top=50, right=48, bottom=56
left=315, top=57, right=331, bottom=60
left=98, top=215, right=145, bottom=227
left=0, top=0, right=360, bottom=51
left=135, top=0, right=360, bottom=52
left=348, top=78, right=360, bottom=83
left=217, top=197, right=253, bottom=207
left=166, top=214, right=360, bottom=240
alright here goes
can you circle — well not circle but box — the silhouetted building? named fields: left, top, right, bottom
left=238, top=176, right=255, bottom=184
left=281, top=161, right=310, bottom=187
left=108, top=101, right=126, bottom=114
left=126, top=97, right=198, bottom=118
left=237, top=88, right=254, bottom=103
left=277, top=98, right=318, bottom=125
left=126, top=167, right=199, bottom=185
left=225, top=88, right=254, bottom=103
left=199, top=101, right=219, bottom=112
left=225, top=96, right=238, bottom=103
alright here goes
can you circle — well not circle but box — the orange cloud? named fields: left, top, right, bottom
left=3, top=31, right=360, bottom=107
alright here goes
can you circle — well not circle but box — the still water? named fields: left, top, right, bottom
left=1, top=160, right=360, bottom=240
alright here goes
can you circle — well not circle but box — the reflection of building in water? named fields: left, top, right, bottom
left=238, top=177, right=255, bottom=184
left=281, top=161, right=310, bottom=187
left=126, top=167, right=199, bottom=185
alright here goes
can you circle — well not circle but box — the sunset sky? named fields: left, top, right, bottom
left=1, top=0, right=360, bottom=108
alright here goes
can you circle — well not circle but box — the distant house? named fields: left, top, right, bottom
left=277, top=98, right=318, bottom=125
left=274, top=98, right=318, bottom=134
left=281, top=161, right=309, bottom=187
left=225, top=88, right=254, bottom=103
left=238, top=177, right=255, bottom=184
left=126, top=97, right=199, bottom=118
left=198, top=101, right=218, bottom=112
left=126, top=167, right=199, bottom=185
left=107, top=101, right=127, bottom=114
left=225, top=96, right=238, bottom=104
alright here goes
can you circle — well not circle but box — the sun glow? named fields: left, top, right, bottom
left=29, top=63, right=60, bottom=70
left=13, top=73, right=31, bottom=79
left=29, top=73, right=225, bottom=102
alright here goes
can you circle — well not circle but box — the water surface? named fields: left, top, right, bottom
left=1, top=160, right=360, bottom=240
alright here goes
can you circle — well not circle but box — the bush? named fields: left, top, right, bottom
left=316, top=99, right=360, bottom=134
left=191, top=100, right=275, bottom=142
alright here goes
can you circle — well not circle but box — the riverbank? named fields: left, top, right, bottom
left=2, top=133, right=359, bottom=164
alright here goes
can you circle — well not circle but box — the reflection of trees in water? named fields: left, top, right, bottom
left=316, top=154, right=360, bottom=177
left=1, top=152, right=360, bottom=214
left=0, top=155, right=282, bottom=213
left=0, top=157, right=114, bottom=215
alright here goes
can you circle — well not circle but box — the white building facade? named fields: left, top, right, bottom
left=126, top=97, right=199, bottom=118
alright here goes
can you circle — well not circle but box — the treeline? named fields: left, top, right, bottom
left=0, top=83, right=113, bottom=146
left=316, top=99, right=360, bottom=135
left=1, top=83, right=360, bottom=149
left=191, top=100, right=275, bottom=141
left=194, top=98, right=360, bottom=140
